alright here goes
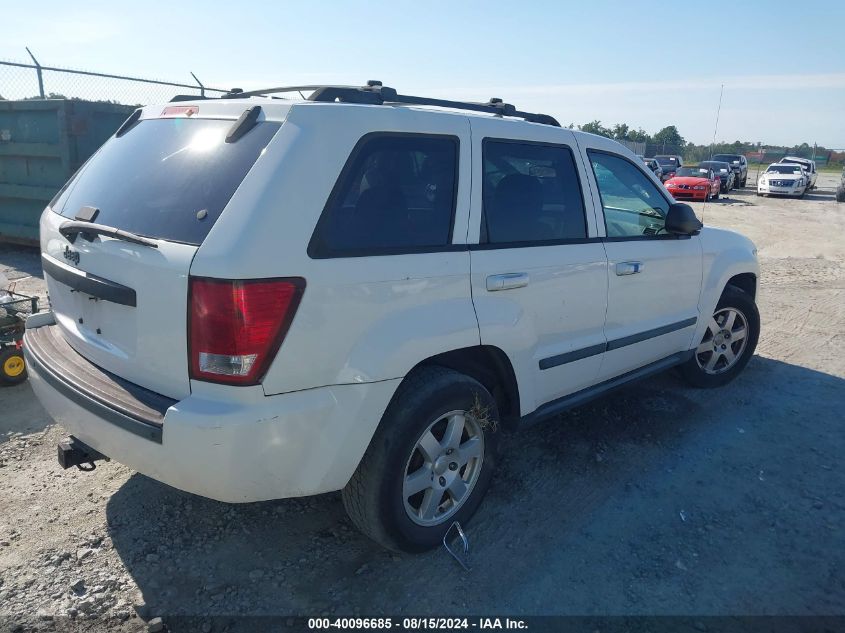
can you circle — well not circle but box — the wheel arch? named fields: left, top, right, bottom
left=411, top=345, right=521, bottom=429
left=726, top=272, right=757, bottom=300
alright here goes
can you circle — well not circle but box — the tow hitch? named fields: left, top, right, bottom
left=57, top=436, right=108, bottom=471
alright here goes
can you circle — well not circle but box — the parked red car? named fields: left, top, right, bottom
left=665, top=166, right=721, bottom=201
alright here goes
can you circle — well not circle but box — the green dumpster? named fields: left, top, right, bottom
left=0, top=99, right=135, bottom=244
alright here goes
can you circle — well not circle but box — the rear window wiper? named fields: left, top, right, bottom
left=59, top=221, right=159, bottom=249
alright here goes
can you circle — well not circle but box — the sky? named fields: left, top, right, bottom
left=2, top=0, right=844, bottom=148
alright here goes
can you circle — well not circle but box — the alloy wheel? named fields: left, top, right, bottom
left=695, top=307, right=749, bottom=375
left=402, top=410, right=484, bottom=527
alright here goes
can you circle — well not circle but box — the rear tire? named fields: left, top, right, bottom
left=342, top=366, right=500, bottom=552
left=679, top=286, right=759, bottom=388
left=0, top=348, right=27, bottom=385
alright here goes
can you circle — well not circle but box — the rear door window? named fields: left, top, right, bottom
left=481, top=140, right=587, bottom=244
left=51, top=117, right=281, bottom=245
left=308, top=133, right=458, bottom=257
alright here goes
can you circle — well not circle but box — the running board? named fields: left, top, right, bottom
left=521, top=350, right=694, bottom=426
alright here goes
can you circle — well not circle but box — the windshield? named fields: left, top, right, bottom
left=767, top=165, right=803, bottom=174
left=655, top=157, right=678, bottom=166
left=700, top=162, right=729, bottom=173
left=676, top=167, right=709, bottom=178
left=712, top=154, right=741, bottom=164
left=51, top=117, right=281, bottom=245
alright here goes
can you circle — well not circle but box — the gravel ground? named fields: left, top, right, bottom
left=1, top=174, right=843, bottom=631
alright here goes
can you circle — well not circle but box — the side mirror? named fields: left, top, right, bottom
left=665, top=202, right=703, bottom=236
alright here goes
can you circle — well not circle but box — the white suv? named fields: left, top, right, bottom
left=25, top=83, right=760, bottom=552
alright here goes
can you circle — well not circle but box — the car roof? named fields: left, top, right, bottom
left=158, top=83, right=568, bottom=129
left=140, top=95, right=640, bottom=153
left=780, top=155, right=813, bottom=164
left=142, top=96, right=574, bottom=129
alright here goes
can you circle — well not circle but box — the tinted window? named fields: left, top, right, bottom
left=701, top=162, right=730, bottom=173
left=676, top=167, right=711, bottom=178
left=589, top=151, right=670, bottom=238
left=655, top=156, right=679, bottom=166
left=309, top=134, right=458, bottom=256
left=482, top=141, right=586, bottom=244
left=52, top=118, right=281, bottom=245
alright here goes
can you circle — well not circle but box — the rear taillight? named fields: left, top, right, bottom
left=188, top=277, right=305, bottom=385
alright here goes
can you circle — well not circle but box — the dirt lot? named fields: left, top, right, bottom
left=1, top=174, right=843, bottom=631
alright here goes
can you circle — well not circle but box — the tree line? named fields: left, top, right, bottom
left=569, top=120, right=843, bottom=167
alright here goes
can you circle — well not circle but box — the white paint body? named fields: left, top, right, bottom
left=28, top=97, right=758, bottom=502
left=757, top=163, right=809, bottom=197
left=778, top=156, right=817, bottom=189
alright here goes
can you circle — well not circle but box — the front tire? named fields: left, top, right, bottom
left=342, top=366, right=500, bottom=552
left=679, top=286, right=760, bottom=388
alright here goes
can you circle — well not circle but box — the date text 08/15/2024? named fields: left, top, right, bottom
left=307, top=618, right=529, bottom=630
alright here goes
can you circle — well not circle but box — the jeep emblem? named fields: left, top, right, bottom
left=63, top=245, right=80, bottom=265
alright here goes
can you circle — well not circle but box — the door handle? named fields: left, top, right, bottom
left=615, top=261, right=644, bottom=276
left=486, top=273, right=529, bottom=291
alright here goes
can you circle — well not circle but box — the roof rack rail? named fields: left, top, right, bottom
left=170, top=94, right=211, bottom=102
left=219, top=81, right=561, bottom=127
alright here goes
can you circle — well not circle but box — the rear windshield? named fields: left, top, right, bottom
left=51, top=117, right=281, bottom=245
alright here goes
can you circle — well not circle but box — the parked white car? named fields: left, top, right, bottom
left=25, top=83, right=761, bottom=552
left=757, top=163, right=809, bottom=197
left=777, top=155, right=817, bottom=189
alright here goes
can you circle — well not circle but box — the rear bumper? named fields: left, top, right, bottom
left=24, top=314, right=400, bottom=502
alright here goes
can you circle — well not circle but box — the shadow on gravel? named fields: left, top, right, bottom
left=802, top=190, right=836, bottom=201
left=756, top=190, right=835, bottom=202
left=105, top=356, right=845, bottom=621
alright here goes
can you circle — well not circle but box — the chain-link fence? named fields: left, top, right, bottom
left=0, top=53, right=228, bottom=106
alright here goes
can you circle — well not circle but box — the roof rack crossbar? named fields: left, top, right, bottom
left=217, top=82, right=560, bottom=127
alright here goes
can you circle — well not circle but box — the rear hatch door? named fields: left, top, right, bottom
left=40, top=110, right=281, bottom=400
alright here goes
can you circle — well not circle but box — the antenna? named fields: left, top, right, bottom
left=702, top=83, right=724, bottom=222
left=709, top=84, right=724, bottom=160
